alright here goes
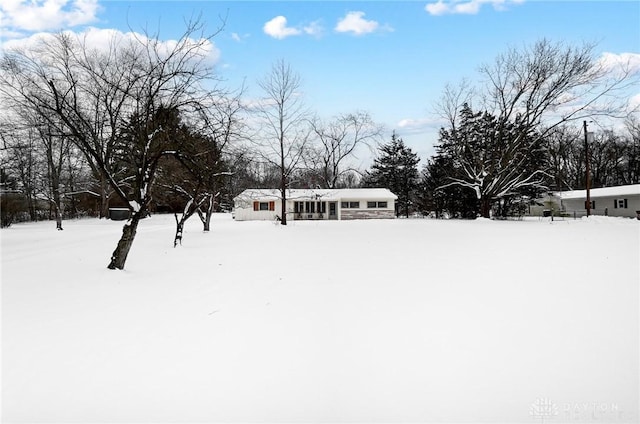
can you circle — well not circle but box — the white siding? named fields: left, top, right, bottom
left=561, top=195, right=640, bottom=218
left=233, top=199, right=282, bottom=221
left=338, top=198, right=395, bottom=220
left=233, top=189, right=398, bottom=221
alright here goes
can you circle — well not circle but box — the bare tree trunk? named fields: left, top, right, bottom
left=100, top=174, right=110, bottom=219
left=480, top=197, right=492, bottom=218
left=198, top=208, right=212, bottom=232
left=196, top=194, right=213, bottom=232
left=174, top=213, right=185, bottom=247
left=202, top=211, right=211, bottom=232
left=54, top=205, right=63, bottom=230
left=280, top=141, right=287, bottom=225
left=173, top=194, right=205, bottom=245
left=52, top=196, right=63, bottom=230
left=45, top=134, right=65, bottom=230
left=280, top=187, right=287, bottom=225
left=107, top=211, right=143, bottom=269
left=196, top=208, right=210, bottom=232
left=26, top=186, right=37, bottom=221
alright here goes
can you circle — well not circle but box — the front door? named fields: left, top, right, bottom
left=329, top=202, right=337, bottom=220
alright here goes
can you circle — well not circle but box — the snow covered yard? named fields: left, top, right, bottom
left=1, top=214, right=638, bottom=423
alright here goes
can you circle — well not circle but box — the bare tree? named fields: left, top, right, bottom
left=480, top=39, right=638, bottom=127
left=0, top=31, right=130, bottom=219
left=193, top=92, right=246, bottom=231
left=434, top=79, right=474, bottom=130
left=158, top=91, right=246, bottom=246
left=157, top=132, right=232, bottom=247
left=433, top=39, right=639, bottom=217
left=0, top=121, right=40, bottom=221
left=308, top=111, right=382, bottom=188
left=0, top=110, right=83, bottom=229
left=0, top=19, right=224, bottom=269
left=255, top=59, right=310, bottom=225
left=624, top=116, right=640, bottom=184
left=37, top=119, right=72, bottom=230
left=545, top=125, right=584, bottom=190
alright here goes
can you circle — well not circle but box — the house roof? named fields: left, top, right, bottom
left=557, top=184, right=640, bottom=200
left=234, top=188, right=398, bottom=202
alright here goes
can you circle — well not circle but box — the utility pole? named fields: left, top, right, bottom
left=584, top=120, right=591, bottom=217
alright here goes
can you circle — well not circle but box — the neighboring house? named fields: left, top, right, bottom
left=233, top=188, right=397, bottom=221
left=557, top=184, right=640, bottom=218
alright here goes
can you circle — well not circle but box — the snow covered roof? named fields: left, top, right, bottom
left=557, top=184, right=640, bottom=199
left=234, top=188, right=397, bottom=202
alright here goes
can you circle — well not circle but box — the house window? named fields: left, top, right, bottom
left=295, top=201, right=325, bottom=214
left=342, top=201, right=360, bottom=209
left=614, top=199, right=628, bottom=209
left=367, top=201, right=388, bottom=209
left=299, top=201, right=316, bottom=213
left=584, top=200, right=595, bottom=209
left=254, top=201, right=274, bottom=211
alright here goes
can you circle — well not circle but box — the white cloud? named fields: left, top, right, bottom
left=2, top=27, right=221, bottom=64
left=263, top=16, right=301, bottom=39
left=424, top=1, right=450, bottom=16
left=335, top=11, right=390, bottom=36
left=599, top=53, right=640, bottom=116
left=397, top=116, right=446, bottom=133
left=262, top=16, right=325, bottom=40
left=1, top=0, right=100, bottom=34
left=425, top=0, right=524, bottom=16
left=303, top=20, right=324, bottom=37
left=454, top=1, right=482, bottom=14
left=231, top=32, right=251, bottom=43
left=598, top=52, right=640, bottom=77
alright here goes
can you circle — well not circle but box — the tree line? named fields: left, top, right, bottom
left=419, top=116, right=640, bottom=219
left=1, top=21, right=638, bottom=269
left=372, top=39, right=639, bottom=219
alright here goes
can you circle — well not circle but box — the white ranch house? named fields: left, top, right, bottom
left=233, top=188, right=397, bottom=221
left=557, top=184, right=640, bottom=218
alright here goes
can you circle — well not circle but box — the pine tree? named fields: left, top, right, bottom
left=418, top=157, right=478, bottom=219
left=436, top=104, right=547, bottom=218
left=364, top=132, right=420, bottom=217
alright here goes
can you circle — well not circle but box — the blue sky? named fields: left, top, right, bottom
left=2, top=0, right=639, bottom=163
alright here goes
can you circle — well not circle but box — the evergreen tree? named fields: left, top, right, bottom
left=436, top=104, right=547, bottom=218
left=364, top=132, right=420, bottom=217
left=418, top=157, right=478, bottom=219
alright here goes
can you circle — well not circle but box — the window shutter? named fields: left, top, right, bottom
left=269, top=201, right=275, bottom=211
left=614, top=199, right=618, bottom=209
left=624, top=199, right=628, bottom=208
left=253, top=201, right=259, bottom=211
